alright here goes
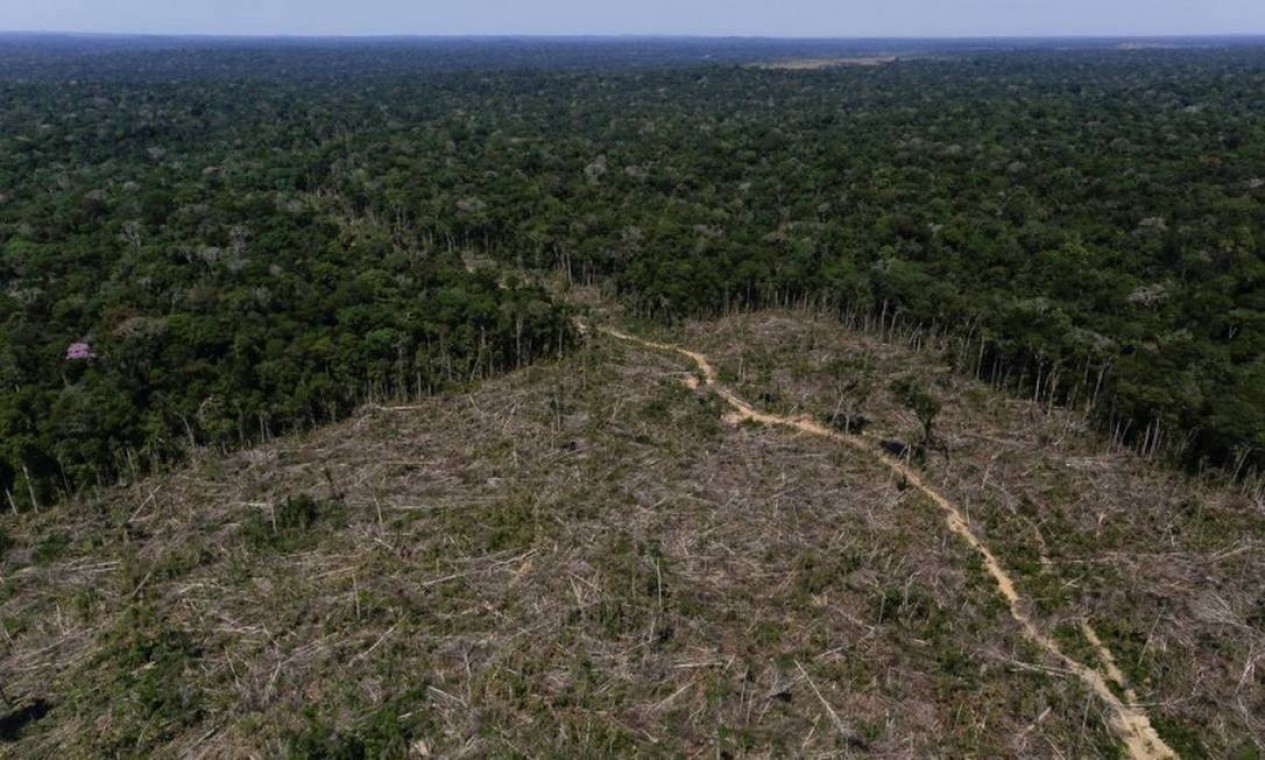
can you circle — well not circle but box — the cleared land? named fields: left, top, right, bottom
left=600, top=325, right=1174, bottom=760
left=750, top=56, right=899, bottom=70
left=0, top=312, right=1260, bottom=757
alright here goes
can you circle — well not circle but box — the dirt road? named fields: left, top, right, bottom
left=602, top=326, right=1177, bottom=760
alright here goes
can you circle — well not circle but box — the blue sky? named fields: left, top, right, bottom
left=3, top=0, right=1264, bottom=37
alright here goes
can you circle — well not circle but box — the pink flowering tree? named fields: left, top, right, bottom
left=66, top=342, right=96, bottom=361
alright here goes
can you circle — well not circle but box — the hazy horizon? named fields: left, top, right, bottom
left=3, top=0, right=1264, bottom=39
left=6, top=31, right=1265, bottom=41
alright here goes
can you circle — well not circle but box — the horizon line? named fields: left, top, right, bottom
left=4, top=30, right=1265, bottom=42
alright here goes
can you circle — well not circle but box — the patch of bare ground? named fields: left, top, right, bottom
left=751, top=56, right=898, bottom=70
left=0, top=310, right=1256, bottom=757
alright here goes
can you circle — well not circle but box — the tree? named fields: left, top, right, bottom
left=890, top=375, right=942, bottom=461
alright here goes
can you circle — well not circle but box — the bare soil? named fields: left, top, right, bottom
left=751, top=56, right=898, bottom=70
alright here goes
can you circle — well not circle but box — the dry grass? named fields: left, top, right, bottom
left=0, top=310, right=1257, bottom=757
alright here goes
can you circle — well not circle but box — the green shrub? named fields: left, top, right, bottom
left=242, top=493, right=345, bottom=553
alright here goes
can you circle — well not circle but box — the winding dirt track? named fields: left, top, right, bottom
left=601, top=326, right=1176, bottom=760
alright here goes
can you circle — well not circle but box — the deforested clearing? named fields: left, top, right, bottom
left=1, top=311, right=1259, bottom=757
left=752, top=55, right=899, bottom=69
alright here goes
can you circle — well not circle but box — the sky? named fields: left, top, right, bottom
left=2, top=0, right=1264, bottom=38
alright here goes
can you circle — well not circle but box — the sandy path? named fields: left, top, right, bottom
left=601, top=326, right=1176, bottom=760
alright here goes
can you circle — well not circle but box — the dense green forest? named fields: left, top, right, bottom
left=1, top=37, right=1263, bottom=506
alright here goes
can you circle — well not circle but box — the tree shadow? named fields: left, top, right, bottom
left=0, top=699, right=51, bottom=741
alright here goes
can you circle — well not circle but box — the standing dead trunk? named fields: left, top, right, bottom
left=21, top=462, right=39, bottom=512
